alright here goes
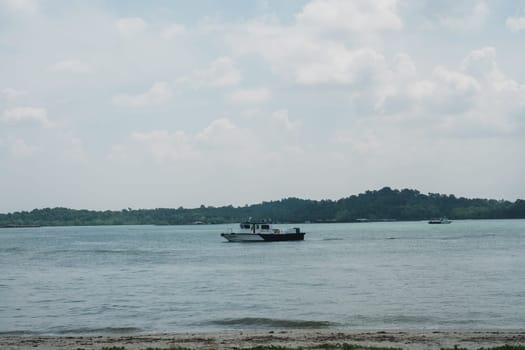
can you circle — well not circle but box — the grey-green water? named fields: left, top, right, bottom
left=0, top=220, right=524, bottom=335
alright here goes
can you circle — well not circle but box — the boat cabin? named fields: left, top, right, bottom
left=237, top=222, right=302, bottom=235
left=240, top=222, right=273, bottom=233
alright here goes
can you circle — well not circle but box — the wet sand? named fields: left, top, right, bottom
left=1, top=329, right=524, bottom=350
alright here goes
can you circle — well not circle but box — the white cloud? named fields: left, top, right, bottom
left=334, top=129, right=382, bottom=155
left=1, top=88, right=26, bottom=102
left=460, top=48, right=525, bottom=134
left=461, top=47, right=498, bottom=78
left=229, top=87, right=271, bottom=104
left=224, top=10, right=396, bottom=104
left=433, top=66, right=480, bottom=95
left=52, top=60, right=93, bottom=74
left=130, top=130, right=195, bottom=162
left=8, top=138, right=36, bottom=158
left=192, top=56, right=242, bottom=87
left=63, top=137, right=87, bottom=162
left=114, top=118, right=255, bottom=163
left=295, top=46, right=388, bottom=86
left=225, top=14, right=391, bottom=87
left=426, top=66, right=481, bottom=113
left=2, top=107, right=51, bottom=127
left=382, top=66, right=481, bottom=116
left=1, top=0, right=38, bottom=15
left=392, top=53, right=417, bottom=79
left=436, top=1, right=489, bottom=30
left=461, top=47, right=525, bottom=95
left=112, top=82, right=173, bottom=108
left=161, top=23, right=187, bottom=39
left=195, top=118, right=251, bottom=150
left=505, top=16, right=525, bottom=32
left=296, top=0, right=402, bottom=33
left=272, top=109, right=302, bottom=131
left=115, top=17, right=147, bottom=37
left=380, top=47, right=525, bottom=138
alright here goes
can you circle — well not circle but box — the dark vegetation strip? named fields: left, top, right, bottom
left=2, top=187, right=525, bottom=227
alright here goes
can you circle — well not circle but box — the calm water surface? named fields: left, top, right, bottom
left=1, top=220, right=524, bottom=334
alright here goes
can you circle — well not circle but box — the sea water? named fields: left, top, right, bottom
left=1, top=220, right=524, bottom=335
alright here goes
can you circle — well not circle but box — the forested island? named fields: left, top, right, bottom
left=1, top=187, right=524, bottom=227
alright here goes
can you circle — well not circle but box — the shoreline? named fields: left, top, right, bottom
left=1, top=329, right=524, bottom=350
left=1, top=218, right=525, bottom=228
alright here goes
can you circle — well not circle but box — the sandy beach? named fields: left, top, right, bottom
left=1, top=329, right=524, bottom=350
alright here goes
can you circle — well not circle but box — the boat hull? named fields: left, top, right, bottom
left=428, top=219, right=452, bottom=224
left=221, top=232, right=305, bottom=242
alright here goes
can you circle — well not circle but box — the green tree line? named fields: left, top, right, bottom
left=1, top=187, right=524, bottom=227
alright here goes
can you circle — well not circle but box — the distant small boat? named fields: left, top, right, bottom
left=221, top=221, right=305, bottom=242
left=428, top=218, right=452, bottom=224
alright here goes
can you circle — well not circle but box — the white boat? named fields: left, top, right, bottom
left=428, top=217, right=452, bottom=224
left=221, top=222, right=305, bottom=242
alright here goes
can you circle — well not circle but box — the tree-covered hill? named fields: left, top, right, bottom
left=1, top=187, right=524, bottom=227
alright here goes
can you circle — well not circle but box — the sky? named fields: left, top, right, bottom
left=1, top=0, right=524, bottom=212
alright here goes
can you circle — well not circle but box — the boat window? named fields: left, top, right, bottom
left=241, top=224, right=250, bottom=229
left=261, top=224, right=270, bottom=230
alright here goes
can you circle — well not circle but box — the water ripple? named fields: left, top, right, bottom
left=209, top=317, right=335, bottom=328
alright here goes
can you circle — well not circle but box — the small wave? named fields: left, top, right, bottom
left=322, top=238, right=344, bottom=241
left=382, top=315, right=437, bottom=324
left=0, top=247, right=24, bottom=253
left=438, top=233, right=497, bottom=241
left=50, top=327, right=142, bottom=335
left=351, top=314, right=439, bottom=325
left=0, top=330, right=39, bottom=336
left=210, top=317, right=334, bottom=328
left=43, top=249, right=156, bottom=255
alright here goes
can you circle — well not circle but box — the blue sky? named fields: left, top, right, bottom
left=1, top=0, right=524, bottom=212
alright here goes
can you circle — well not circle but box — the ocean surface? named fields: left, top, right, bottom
left=1, top=220, right=524, bottom=335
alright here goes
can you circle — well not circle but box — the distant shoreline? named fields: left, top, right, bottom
left=0, top=224, right=42, bottom=228
left=1, top=329, right=524, bottom=350
left=1, top=188, right=524, bottom=227
left=1, top=217, right=525, bottom=229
